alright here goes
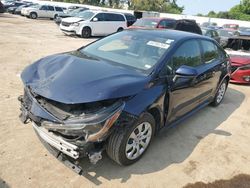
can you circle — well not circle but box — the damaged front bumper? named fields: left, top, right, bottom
left=33, top=123, right=79, bottom=159
left=18, top=87, right=131, bottom=170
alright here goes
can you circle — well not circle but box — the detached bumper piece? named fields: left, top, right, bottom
left=33, top=123, right=79, bottom=159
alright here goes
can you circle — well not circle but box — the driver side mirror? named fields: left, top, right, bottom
left=173, top=65, right=198, bottom=82
left=92, top=17, right=98, bottom=22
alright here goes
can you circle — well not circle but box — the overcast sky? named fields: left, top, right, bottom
left=177, top=0, right=241, bottom=15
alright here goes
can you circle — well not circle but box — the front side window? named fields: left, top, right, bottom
left=201, top=40, right=219, bottom=63
left=81, top=31, right=175, bottom=72
left=40, top=5, right=48, bottom=11
left=94, top=13, right=106, bottom=21
left=171, top=40, right=202, bottom=70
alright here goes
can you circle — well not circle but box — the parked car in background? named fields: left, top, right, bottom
left=0, top=0, right=5, bottom=13
left=223, top=24, right=239, bottom=30
left=201, top=22, right=217, bottom=28
left=238, top=27, right=250, bottom=36
left=218, top=29, right=239, bottom=47
left=54, top=7, right=89, bottom=25
left=7, top=2, right=30, bottom=14
left=60, top=10, right=127, bottom=38
left=174, top=19, right=202, bottom=35
left=14, top=3, right=34, bottom=15
left=4, top=1, right=25, bottom=9
left=129, top=17, right=176, bottom=29
left=19, top=29, right=230, bottom=170
left=65, top=5, right=80, bottom=13
left=202, top=27, right=220, bottom=43
left=22, top=4, right=65, bottom=19
left=225, top=36, right=250, bottom=84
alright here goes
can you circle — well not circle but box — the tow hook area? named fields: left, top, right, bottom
left=88, top=151, right=103, bottom=165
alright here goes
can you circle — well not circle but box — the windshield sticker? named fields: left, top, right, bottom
left=166, top=39, right=175, bottom=44
left=147, top=41, right=170, bottom=49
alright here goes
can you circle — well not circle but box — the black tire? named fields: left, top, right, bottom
left=30, top=12, right=37, bottom=19
left=117, top=27, right=124, bottom=32
left=211, top=79, right=228, bottom=106
left=106, top=113, right=155, bottom=166
left=54, top=14, right=58, bottom=19
left=81, top=27, right=91, bottom=38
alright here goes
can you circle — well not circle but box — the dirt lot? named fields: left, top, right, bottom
left=0, top=14, right=250, bottom=188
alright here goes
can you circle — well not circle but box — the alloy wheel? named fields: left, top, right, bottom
left=125, top=122, right=152, bottom=160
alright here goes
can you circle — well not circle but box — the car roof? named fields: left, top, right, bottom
left=127, top=29, right=207, bottom=41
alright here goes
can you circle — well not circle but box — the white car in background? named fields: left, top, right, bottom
left=21, top=4, right=64, bottom=19
left=60, top=10, right=127, bottom=38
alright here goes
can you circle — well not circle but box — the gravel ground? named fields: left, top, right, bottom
left=0, top=13, right=250, bottom=188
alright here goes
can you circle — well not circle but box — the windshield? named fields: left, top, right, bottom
left=133, top=19, right=158, bottom=28
left=80, top=31, right=174, bottom=72
left=239, top=27, right=250, bottom=32
left=77, top=11, right=94, bottom=20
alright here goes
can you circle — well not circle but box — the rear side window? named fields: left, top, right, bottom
left=172, top=40, right=202, bottom=69
left=106, top=13, right=125, bottom=21
left=201, top=40, right=219, bottom=63
left=55, top=7, right=63, bottom=12
left=48, top=6, right=54, bottom=11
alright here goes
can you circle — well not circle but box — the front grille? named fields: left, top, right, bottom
left=61, top=21, right=71, bottom=27
left=231, top=66, right=239, bottom=73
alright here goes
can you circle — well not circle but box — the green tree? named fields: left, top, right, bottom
left=130, top=0, right=183, bottom=13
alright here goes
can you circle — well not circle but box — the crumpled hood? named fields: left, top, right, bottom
left=21, top=52, right=150, bottom=104
left=61, top=17, right=84, bottom=23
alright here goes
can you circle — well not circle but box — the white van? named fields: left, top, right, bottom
left=60, top=10, right=127, bottom=38
left=22, top=5, right=64, bottom=19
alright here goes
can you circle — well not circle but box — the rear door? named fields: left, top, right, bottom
left=105, top=13, right=126, bottom=34
left=166, top=39, right=215, bottom=122
left=200, top=39, right=224, bottom=96
left=47, top=5, right=55, bottom=18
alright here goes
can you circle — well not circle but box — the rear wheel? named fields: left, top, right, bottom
left=30, top=12, right=37, bottom=19
left=106, top=113, right=155, bottom=165
left=211, top=79, right=228, bottom=106
left=117, top=27, right=124, bottom=32
left=81, top=27, right=91, bottom=38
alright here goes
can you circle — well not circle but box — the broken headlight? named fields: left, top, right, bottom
left=41, top=101, right=125, bottom=142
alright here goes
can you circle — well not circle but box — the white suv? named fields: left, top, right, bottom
left=21, top=4, right=64, bottom=19
left=60, top=10, right=127, bottom=38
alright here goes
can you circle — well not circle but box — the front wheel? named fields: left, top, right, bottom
left=81, top=27, right=91, bottom=38
left=211, top=79, right=228, bottom=106
left=30, top=12, right=37, bottom=19
left=106, top=113, right=155, bottom=165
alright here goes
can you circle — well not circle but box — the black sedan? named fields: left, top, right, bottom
left=19, top=30, right=230, bottom=172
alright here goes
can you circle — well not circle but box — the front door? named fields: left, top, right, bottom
left=166, top=39, right=214, bottom=122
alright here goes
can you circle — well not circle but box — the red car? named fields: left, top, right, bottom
left=225, top=36, right=250, bottom=84
left=129, top=17, right=176, bottom=29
